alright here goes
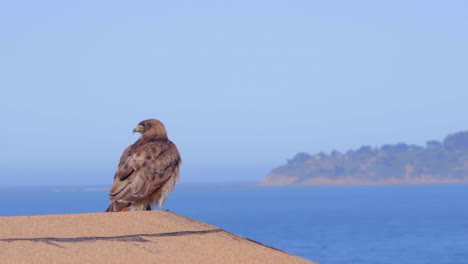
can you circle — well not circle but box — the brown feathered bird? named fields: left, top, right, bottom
left=106, top=119, right=181, bottom=212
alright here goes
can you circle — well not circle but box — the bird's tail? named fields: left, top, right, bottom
left=105, top=202, right=152, bottom=212
left=105, top=201, right=130, bottom=212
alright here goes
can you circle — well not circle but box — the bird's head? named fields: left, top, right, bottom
left=133, top=119, right=168, bottom=139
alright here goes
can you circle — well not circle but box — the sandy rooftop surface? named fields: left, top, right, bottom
left=0, top=210, right=316, bottom=264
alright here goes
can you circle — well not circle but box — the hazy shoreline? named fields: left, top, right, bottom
left=259, top=174, right=468, bottom=186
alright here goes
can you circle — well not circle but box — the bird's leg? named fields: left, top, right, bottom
left=118, top=207, right=129, bottom=212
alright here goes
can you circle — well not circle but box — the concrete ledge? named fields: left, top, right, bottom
left=0, top=211, right=316, bottom=264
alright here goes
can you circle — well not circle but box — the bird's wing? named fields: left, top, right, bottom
left=109, top=140, right=181, bottom=204
left=113, top=145, right=134, bottom=180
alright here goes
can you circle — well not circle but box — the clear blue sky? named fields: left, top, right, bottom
left=1, top=1, right=467, bottom=186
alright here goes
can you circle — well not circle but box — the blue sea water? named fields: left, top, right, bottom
left=0, top=184, right=467, bottom=264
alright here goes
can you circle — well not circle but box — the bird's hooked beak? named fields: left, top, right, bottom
left=133, top=125, right=143, bottom=134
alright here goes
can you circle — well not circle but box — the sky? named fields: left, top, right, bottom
left=1, top=0, right=467, bottom=186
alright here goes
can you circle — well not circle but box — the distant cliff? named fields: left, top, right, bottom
left=261, top=131, right=468, bottom=186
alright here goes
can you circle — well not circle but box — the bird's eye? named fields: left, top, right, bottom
left=141, top=122, right=146, bottom=127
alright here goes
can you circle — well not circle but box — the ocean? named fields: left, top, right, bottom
left=1, top=184, right=467, bottom=264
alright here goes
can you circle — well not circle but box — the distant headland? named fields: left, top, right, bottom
left=261, top=131, right=468, bottom=186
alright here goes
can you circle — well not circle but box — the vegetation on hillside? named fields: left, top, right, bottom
left=262, top=131, right=468, bottom=185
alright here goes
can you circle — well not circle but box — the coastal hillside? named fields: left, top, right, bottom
left=261, top=131, right=468, bottom=186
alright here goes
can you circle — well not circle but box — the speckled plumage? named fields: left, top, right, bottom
left=106, top=119, right=181, bottom=212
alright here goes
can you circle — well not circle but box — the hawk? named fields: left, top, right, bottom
left=106, top=119, right=181, bottom=212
